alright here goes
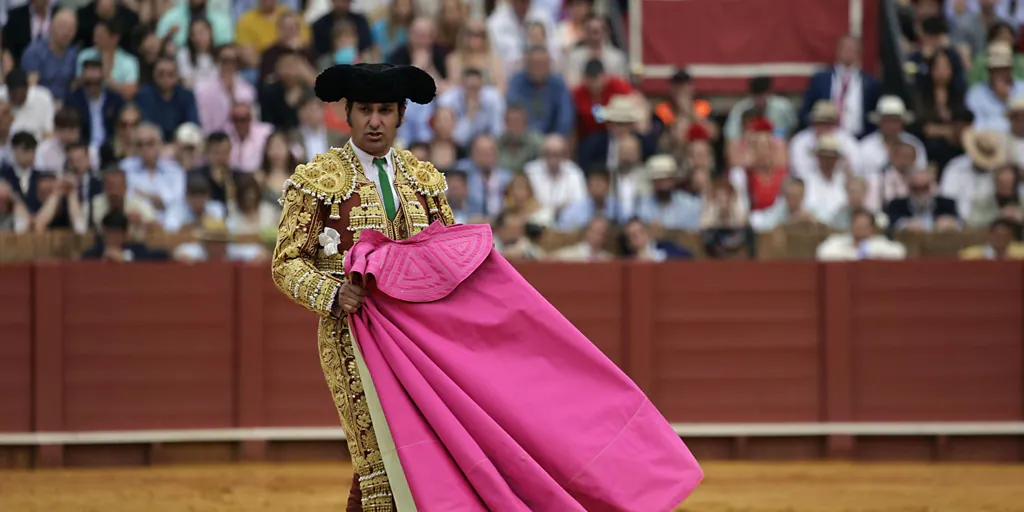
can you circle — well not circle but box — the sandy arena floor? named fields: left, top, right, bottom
left=0, top=461, right=1022, bottom=512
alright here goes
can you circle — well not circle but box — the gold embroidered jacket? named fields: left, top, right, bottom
left=272, top=144, right=455, bottom=316
left=270, top=144, right=455, bottom=511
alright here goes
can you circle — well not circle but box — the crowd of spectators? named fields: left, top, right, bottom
left=0, top=0, right=1022, bottom=264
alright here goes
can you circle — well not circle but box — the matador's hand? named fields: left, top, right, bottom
left=334, top=281, right=367, bottom=316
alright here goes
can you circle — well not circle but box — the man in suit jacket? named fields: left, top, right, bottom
left=64, top=59, right=125, bottom=149
left=577, top=95, right=656, bottom=171
left=2, top=0, right=59, bottom=68
left=800, top=35, right=881, bottom=138
left=885, top=168, right=961, bottom=233
left=0, top=131, right=44, bottom=212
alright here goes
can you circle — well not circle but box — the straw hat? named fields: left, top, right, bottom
left=988, top=42, right=1014, bottom=69
left=808, top=101, right=839, bottom=123
left=645, top=154, right=680, bottom=180
left=814, top=133, right=842, bottom=157
left=963, top=129, right=1008, bottom=169
left=869, top=95, right=914, bottom=123
left=174, top=122, right=204, bottom=149
left=1007, top=96, right=1024, bottom=116
left=197, top=217, right=232, bottom=243
left=602, top=95, right=643, bottom=124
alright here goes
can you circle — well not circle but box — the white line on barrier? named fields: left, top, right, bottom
left=1, top=423, right=1023, bottom=446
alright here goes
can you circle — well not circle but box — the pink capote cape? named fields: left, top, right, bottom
left=344, top=222, right=703, bottom=512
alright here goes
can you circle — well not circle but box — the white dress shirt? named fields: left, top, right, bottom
left=803, top=168, right=848, bottom=223
left=788, top=127, right=862, bottom=179
left=0, top=85, right=55, bottom=141
left=523, top=158, right=587, bottom=211
left=939, top=154, right=995, bottom=220
left=857, top=131, right=928, bottom=176
left=832, top=66, right=864, bottom=136
left=349, top=140, right=401, bottom=209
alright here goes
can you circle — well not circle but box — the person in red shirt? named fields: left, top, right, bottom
left=733, top=117, right=787, bottom=212
left=572, top=59, right=633, bottom=139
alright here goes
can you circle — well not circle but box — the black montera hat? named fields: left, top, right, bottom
left=314, top=63, right=437, bottom=105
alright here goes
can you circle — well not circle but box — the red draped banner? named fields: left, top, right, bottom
left=636, top=0, right=879, bottom=95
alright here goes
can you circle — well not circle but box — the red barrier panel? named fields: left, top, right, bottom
left=2, top=260, right=1022, bottom=466
left=630, top=262, right=823, bottom=422
left=50, top=263, right=237, bottom=431
left=0, top=265, right=32, bottom=433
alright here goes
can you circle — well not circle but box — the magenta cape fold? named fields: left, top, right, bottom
left=344, top=222, right=703, bottom=511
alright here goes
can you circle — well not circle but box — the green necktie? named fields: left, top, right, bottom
left=374, top=157, right=397, bottom=220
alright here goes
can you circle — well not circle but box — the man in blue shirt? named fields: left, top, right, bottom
left=134, top=57, right=200, bottom=142
left=507, top=46, right=574, bottom=136
left=21, top=8, right=80, bottom=102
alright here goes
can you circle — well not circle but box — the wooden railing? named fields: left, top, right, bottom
left=0, top=231, right=270, bottom=262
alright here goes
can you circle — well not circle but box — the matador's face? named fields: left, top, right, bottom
left=348, top=102, right=404, bottom=156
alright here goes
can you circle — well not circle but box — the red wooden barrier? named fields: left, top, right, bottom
left=0, top=260, right=1021, bottom=466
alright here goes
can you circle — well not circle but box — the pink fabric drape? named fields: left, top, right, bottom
left=345, top=222, right=703, bottom=511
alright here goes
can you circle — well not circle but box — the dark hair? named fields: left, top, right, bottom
left=96, top=18, right=123, bottom=38
left=5, top=68, right=28, bottom=89
left=102, top=210, right=129, bottom=232
left=154, top=56, right=177, bottom=70
left=749, top=76, right=772, bottom=94
left=185, top=173, right=212, bottom=195
left=10, top=131, right=37, bottom=149
left=186, top=17, right=214, bottom=68
left=583, top=59, right=604, bottom=77
left=297, top=93, right=320, bottom=111
left=991, top=217, right=1023, bottom=240
left=506, top=102, right=528, bottom=114
left=66, top=141, right=89, bottom=154
left=921, top=15, right=948, bottom=36
left=444, top=169, right=468, bottom=182
left=669, top=69, right=691, bottom=85
left=952, top=108, right=975, bottom=124
left=850, top=208, right=876, bottom=228
left=214, top=43, right=238, bottom=61
left=82, top=59, right=103, bottom=72
left=234, top=174, right=262, bottom=211
left=916, top=50, right=965, bottom=122
left=260, top=130, right=298, bottom=173
left=101, top=165, right=125, bottom=178
left=206, top=131, right=231, bottom=146
left=525, top=45, right=548, bottom=56
left=54, top=108, right=81, bottom=129
left=987, top=20, right=1015, bottom=44
left=586, top=165, right=611, bottom=181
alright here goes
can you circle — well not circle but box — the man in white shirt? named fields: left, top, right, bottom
left=563, top=13, right=628, bottom=88
left=941, top=128, right=1004, bottom=219
left=802, top=133, right=850, bottom=224
left=523, top=133, right=587, bottom=212
left=789, top=101, right=861, bottom=179
left=0, top=67, right=55, bottom=141
left=816, top=209, right=907, bottom=260
left=857, top=95, right=927, bottom=176
left=487, top=0, right=557, bottom=71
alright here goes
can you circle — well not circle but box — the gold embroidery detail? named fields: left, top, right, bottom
left=397, top=183, right=430, bottom=234
left=349, top=183, right=388, bottom=240
left=396, top=150, right=447, bottom=197
left=271, top=183, right=341, bottom=316
left=317, top=318, right=394, bottom=510
left=282, top=147, right=360, bottom=220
